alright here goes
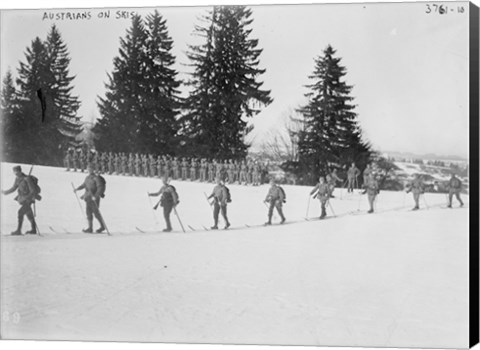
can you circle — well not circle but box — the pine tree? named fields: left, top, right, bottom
left=182, top=6, right=272, bottom=159
left=95, top=12, right=181, bottom=154
left=298, top=45, right=371, bottom=184
left=1, top=70, right=23, bottom=162
left=45, top=25, right=82, bottom=145
left=13, top=26, right=81, bottom=165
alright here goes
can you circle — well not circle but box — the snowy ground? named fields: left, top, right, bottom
left=0, top=162, right=470, bottom=348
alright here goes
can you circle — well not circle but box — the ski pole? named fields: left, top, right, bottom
left=71, top=183, right=86, bottom=220
left=173, top=206, right=186, bottom=233
left=421, top=193, right=429, bottom=209
left=91, top=199, right=111, bottom=236
left=147, top=192, right=159, bottom=225
left=326, top=199, right=336, bottom=217
left=306, top=195, right=311, bottom=218
left=204, top=192, right=214, bottom=211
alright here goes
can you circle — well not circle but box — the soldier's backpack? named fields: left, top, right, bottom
left=225, top=185, right=232, bottom=203
left=279, top=186, right=286, bottom=203
left=96, top=175, right=107, bottom=198
left=451, top=177, right=461, bottom=188
left=161, top=185, right=179, bottom=207
left=27, top=175, right=42, bottom=201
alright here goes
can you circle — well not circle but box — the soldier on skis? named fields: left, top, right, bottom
left=207, top=177, right=231, bottom=230
left=2, top=165, right=40, bottom=235
left=347, top=162, right=360, bottom=193
left=364, top=172, right=379, bottom=213
left=149, top=176, right=179, bottom=232
left=406, top=173, right=425, bottom=210
left=447, top=173, right=464, bottom=208
left=310, top=176, right=330, bottom=219
left=264, top=178, right=286, bottom=225
left=73, top=165, right=106, bottom=233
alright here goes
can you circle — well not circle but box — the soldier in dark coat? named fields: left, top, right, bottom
left=264, top=178, right=286, bottom=225
left=447, top=173, right=464, bottom=208
left=74, top=165, right=106, bottom=233
left=207, top=177, right=231, bottom=229
left=2, top=166, right=39, bottom=235
left=310, top=176, right=330, bottom=219
left=149, top=176, right=179, bottom=232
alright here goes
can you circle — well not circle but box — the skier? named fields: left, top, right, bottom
left=347, top=162, right=360, bottom=193
left=172, top=157, right=179, bottom=180
left=364, top=172, right=379, bottom=213
left=72, top=148, right=79, bottom=172
left=447, top=173, right=464, bottom=208
left=1, top=165, right=40, bottom=235
left=73, top=165, right=106, bottom=233
left=405, top=174, right=425, bottom=210
left=329, top=169, right=342, bottom=197
left=264, top=178, right=286, bottom=225
left=207, top=177, right=231, bottom=230
left=149, top=176, right=179, bottom=232
left=310, top=176, right=330, bottom=219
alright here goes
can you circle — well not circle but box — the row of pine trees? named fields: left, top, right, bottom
left=1, top=6, right=371, bottom=184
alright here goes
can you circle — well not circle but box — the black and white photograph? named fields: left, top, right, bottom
left=0, top=0, right=478, bottom=348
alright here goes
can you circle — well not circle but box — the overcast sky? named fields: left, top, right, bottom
left=0, top=1, right=470, bottom=158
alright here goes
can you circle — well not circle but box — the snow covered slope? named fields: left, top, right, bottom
left=0, top=163, right=470, bottom=347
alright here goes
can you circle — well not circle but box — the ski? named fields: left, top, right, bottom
left=135, top=227, right=146, bottom=233
left=188, top=225, right=196, bottom=231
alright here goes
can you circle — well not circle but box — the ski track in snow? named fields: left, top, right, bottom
left=0, top=162, right=470, bottom=347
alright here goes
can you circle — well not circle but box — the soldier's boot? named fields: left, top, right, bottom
left=163, top=217, right=172, bottom=232
left=278, top=207, right=286, bottom=224
left=11, top=216, right=24, bottom=235
left=265, top=215, right=272, bottom=225
left=96, top=223, right=106, bottom=233
left=83, top=220, right=93, bottom=233
left=25, top=216, right=37, bottom=234
left=412, top=206, right=419, bottom=211
left=367, top=207, right=374, bottom=213
left=224, top=221, right=230, bottom=230
left=320, top=207, right=327, bottom=219
left=460, top=199, right=464, bottom=207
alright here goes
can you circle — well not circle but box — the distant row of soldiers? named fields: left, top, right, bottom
left=64, top=148, right=271, bottom=185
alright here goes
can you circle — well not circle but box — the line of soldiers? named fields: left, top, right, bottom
left=2, top=162, right=465, bottom=235
left=64, top=148, right=271, bottom=185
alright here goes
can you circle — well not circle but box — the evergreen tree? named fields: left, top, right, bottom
left=95, top=12, right=181, bottom=154
left=182, top=6, right=272, bottom=159
left=13, top=25, right=81, bottom=165
left=298, top=45, right=371, bottom=184
left=1, top=70, right=23, bottom=162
